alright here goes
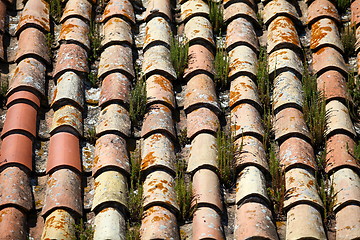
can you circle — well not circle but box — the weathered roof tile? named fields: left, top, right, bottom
left=96, top=103, right=131, bottom=137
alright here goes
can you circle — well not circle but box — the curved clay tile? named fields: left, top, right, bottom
left=97, top=44, right=134, bottom=80
left=142, top=45, right=176, bottom=81
left=0, top=207, right=27, bottom=240
left=15, top=0, right=50, bottom=35
left=180, top=0, right=209, bottom=23
left=92, top=170, right=128, bottom=212
left=224, top=2, right=259, bottom=29
left=41, top=209, right=76, bottom=239
left=332, top=168, right=360, bottom=212
left=235, top=202, right=279, bottom=240
left=16, top=27, right=50, bottom=65
left=307, top=0, right=340, bottom=26
left=101, top=0, right=135, bottom=25
left=286, top=204, right=326, bottom=239
left=184, top=74, right=220, bottom=114
left=50, top=104, right=83, bottom=136
left=312, top=47, right=347, bottom=77
left=53, top=43, right=89, bottom=80
left=226, top=17, right=259, bottom=53
left=228, top=45, right=258, bottom=81
left=141, top=104, right=175, bottom=139
left=60, top=0, right=92, bottom=23
left=186, top=107, right=219, bottom=139
left=141, top=133, right=176, bottom=174
left=1, top=102, right=37, bottom=138
left=268, top=48, right=303, bottom=79
left=146, top=74, right=175, bottom=110
left=187, top=133, right=218, bottom=174
left=93, top=134, right=130, bottom=176
left=0, top=166, right=33, bottom=211
left=184, top=16, right=215, bottom=48
left=140, top=206, right=179, bottom=240
left=267, top=16, right=301, bottom=55
left=143, top=0, right=172, bottom=22
left=325, top=100, right=356, bottom=137
left=8, top=58, right=46, bottom=96
left=96, top=103, right=131, bottom=137
left=279, top=137, right=317, bottom=171
left=183, top=44, right=215, bottom=81
left=352, top=0, right=360, bottom=27
left=41, top=169, right=82, bottom=217
left=229, top=76, right=261, bottom=110
left=101, top=17, right=133, bottom=50
left=59, top=18, right=90, bottom=51
left=234, top=136, right=269, bottom=173
left=272, top=71, right=303, bottom=111
left=317, top=70, right=350, bottom=103
left=263, top=0, right=300, bottom=27
left=192, top=207, right=224, bottom=240
left=325, top=134, right=360, bottom=173
left=47, top=132, right=81, bottom=173
left=99, top=72, right=131, bottom=108
left=223, top=0, right=257, bottom=11
left=142, top=171, right=180, bottom=213
left=7, top=90, right=41, bottom=107
left=0, top=134, right=33, bottom=170
left=283, top=168, right=323, bottom=210
left=93, top=208, right=126, bottom=239
left=274, top=107, right=311, bottom=142
left=310, top=18, right=343, bottom=54
left=51, top=71, right=84, bottom=110
left=143, top=17, right=172, bottom=51
left=0, top=1, right=5, bottom=34
left=236, top=166, right=269, bottom=204
left=335, top=205, right=360, bottom=239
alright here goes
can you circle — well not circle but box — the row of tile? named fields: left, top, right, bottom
left=224, top=0, right=279, bottom=239
left=0, top=0, right=7, bottom=62
left=138, top=0, right=180, bottom=239
left=264, top=0, right=327, bottom=239
left=0, top=0, right=49, bottom=238
left=180, top=1, right=224, bottom=239
left=310, top=0, right=360, bottom=238
left=40, top=0, right=92, bottom=238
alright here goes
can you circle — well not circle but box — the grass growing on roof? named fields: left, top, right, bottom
left=214, top=40, right=230, bottom=90
left=126, top=223, right=141, bottom=240
left=347, top=70, right=360, bottom=120
left=128, top=149, right=143, bottom=223
left=217, top=129, right=235, bottom=188
left=341, top=25, right=356, bottom=60
left=129, top=76, right=147, bottom=126
left=170, top=35, right=189, bottom=79
left=335, top=0, right=351, bottom=14
left=49, top=0, right=62, bottom=23
left=73, top=219, right=94, bottom=240
left=208, top=0, right=224, bottom=34
left=89, top=20, right=103, bottom=62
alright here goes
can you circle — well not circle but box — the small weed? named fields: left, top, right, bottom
left=302, top=61, right=327, bottom=150
left=88, top=20, right=103, bottom=62
left=352, top=141, right=360, bottom=163
left=126, top=223, right=141, bottom=240
left=217, top=129, right=235, bottom=188
left=178, top=128, right=189, bottom=147
left=341, top=25, right=356, bottom=60
left=318, top=175, right=336, bottom=224
left=336, top=0, right=351, bottom=14
left=347, top=70, right=360, bottom=120
left=128, top=150, right=143, bottom=223
left=214, top=41, right=230, bottom=90
left=208, top=0, right=224, bottom=34
left=88, top=72, right=98, bottom=87
left=170, top=35, right=189, bottom=79
left=46, top=33, right=54, bottom=59
left=129, top=77, right=147, bottom=127
left=73, top=219, right=94, bottom=240
left=49, top=0, right=62, bottom=23
left=85, top=127, right=97, bottom=144
left=175, top=158, right=195, bottom=223
left=267, top=142, right=285, bottom=218
left=0, top=80, right=8, bottom=108
left=256, top=11, right=264, bottom=29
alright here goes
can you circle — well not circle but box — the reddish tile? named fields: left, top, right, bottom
left=224, top=0, right=256, bottom=10
left=192, top=207, right=224, bottom=240
left=310, top=18, right=343, bottom=54
left=0, top=207, right=27, bottom=240
left=141, top=133, right=176, bottom=174
left=143, top=17, right=172, bottom=50
left=312, top=47, right=347, bottom=77
left=101, top=17, right=133, bottom=49
left=180, top=0, right=209, bottom=22
left=225, top=17, right=259, bottom=53
left=0, top=134, right=33, bottom=170
left=98, top=44, right=134, bottom=80
left=335, top=205, right=360, bottom=240
left=60, top=0, right=92, bottom=23
left=141, top=104, right=175, bottom=139
left=16, top=0, right=50, bottom=35
left=53, top=43, right=89, bottom=80
left=7, top=90, right=40, bottom=107
left=59, top=18, right=90, bottom=51
left=224, top=2, right=259, bottom=28
left=140, top=206, right=179, bottom=240
left=144, top=0, right=172, bottom=22
left=93, top=134, right=130, bottom=176
left=99, top=72, right=131, bottom=107
left=317, top=70, right=350, bottom=102
left=229, top=76, right=261, bottom=109
left=50, top=105, right=83, bottom=136
left=352, top=0, right=360, bottom=27
left=326, top=134, right=360, bottom=173
left=184, top=16, right=215, bottom=48
left=231, top=103, right=264, bottom=139
left=96, top=104, right=131, bottom=137
left=42, top=168, right=82, bottom=217
left=307, top=0, right=340, bottom=26
left=235, top=202, right=278, bottom=240
left=263, top=0, right=300, bottom=27
left=186, top=107, right=219, bottom=139
left=183, top=44, right=215, bottom=81
left=0, top=166, right=32, bottom=211
left=101, top=0, right=135, bottom=24
left=47, top=132, right=81, bottom=173
left=146, top=74, right=175, bottom=109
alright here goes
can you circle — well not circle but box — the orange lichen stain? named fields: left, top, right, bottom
left=141, top=151, right=156, bottom=169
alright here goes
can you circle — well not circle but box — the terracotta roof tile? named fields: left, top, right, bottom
left=141, top=104, right=175, bottom=139
left=143, top=0, right=172, bottom=22
left=268, top=48, right=303, bottom=79
left=0, top=1, right=6, bottom=34
left=186, top=107, right=219, bottom=139
left=93, top=208, right=126, bottom=239
left=50, top=104, right=83, bottom=136
left=96, top=103, right=131, bottom=137
left=224, top=2, right=259, bottom=28
left=192, top=207, right=224, bottom=240
left=143, top=17, right=172, bottom=51
left=41, top=209, right=76, bottom=239
left=60, top=0, right=92, bottom=23
left=101, top=0, right=135, bottom=24
left=59, top=17, right=90, bottom=51
left=184, top=16, right=215, bottom=48
left=180, top=0, right=209, bottom=22
left=101, top=17, right=133, bottom=50
left=0, top=207, right=27, bottom=239
left=146, top=74, right=175, bottom=109
left=335, top=205, right=360, bottom=239
left=229, top=76, right=261, bottom=109
left=99, top=72, right=131, bottom=108
left=263, top=0, right=301, bottom=27
left=228, top=45, right=258, bottom=81
left=312, top=47, right=347, bottom=77
left=325, top=100, right=356, bottom=137
left=231, top=103, right=264, bottom=139
left=317, top=70, right=351, bottom=103
left=310, top=18, right=343, bottom=54
left=307, top=0, right=340, bottom=26
left=184, top=44, right=215, bottom=81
